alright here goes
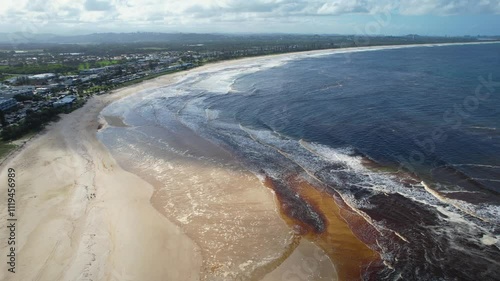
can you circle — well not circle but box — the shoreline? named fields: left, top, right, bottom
left=0, top=40, right=498, bottom=280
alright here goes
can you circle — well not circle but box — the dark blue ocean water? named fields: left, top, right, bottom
left=208, top=43, right=500, bottom=194
left=101, top=43, right=500, bottom=280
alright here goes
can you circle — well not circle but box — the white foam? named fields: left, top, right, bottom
left=205, top=109, right=220, bottom=121
left=452, top=164, right=500, bottom=169
left=468, top=126, right=498, bottom=131
left=300, top=140, right=360, bottom=168
left=255, top=136, right=500, bottom=245
left=165, top=58, right=291, bottom=96
left=285, top=41, right=500, bottom=60
left=481, top=235, right=498, bottom=246
left=423, top=181, right=500, bottom=225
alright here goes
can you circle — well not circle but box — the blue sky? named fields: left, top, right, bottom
left=0, top=0, right=499, bottom=36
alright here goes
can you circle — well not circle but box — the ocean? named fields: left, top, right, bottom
left=99, top=43, right=500, bottom=280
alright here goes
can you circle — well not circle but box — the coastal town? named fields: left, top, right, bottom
left=0, top=49, right=201, bottom=140
left=0, top=35, right=344, bottom=142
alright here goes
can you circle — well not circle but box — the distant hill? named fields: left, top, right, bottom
left=0, top=32, right=59, bottom=44
left=0, top=32, right=241, bottom=44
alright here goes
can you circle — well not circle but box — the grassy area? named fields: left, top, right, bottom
left=0, top=141, right=17, bottom=159
left=84, top=85, right=112, bottom=94
left=78, top=60, right=121, bottom=70
left=0, top=74, right=18, bottom=82
left=78, top=62, right=91, bottom=70
left=0, top=64, right=78, bottom=74
left=96, top=60, right=120, bottom=67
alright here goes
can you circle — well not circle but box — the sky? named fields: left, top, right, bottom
left=0, top=0, right=499, bottom=36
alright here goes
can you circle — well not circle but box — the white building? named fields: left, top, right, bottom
left=29, top=73, right=56, bottom=80
left=53, top=95, right=76, bottom=108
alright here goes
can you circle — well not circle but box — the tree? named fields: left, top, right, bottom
left=13, top=94, right=42, bottom=102
left=0, top=110, right=6, bottom=127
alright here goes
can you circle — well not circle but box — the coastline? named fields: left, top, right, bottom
left=0, top=40, right=498, bottom=281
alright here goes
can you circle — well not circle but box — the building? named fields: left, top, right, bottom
left=29, top=73, right=56, bottom=80
left=80, top=74, right=99, bottom=83
left=60, top=75, right=78, bottom=86
left=0, top=98, right=17, bottom=111
left=79, top=67, right=107, bottom=75
left=35, top=87, right=50, bottom=95
left=53, top=95, right=76, bottom=108
left=11, top=86, right=35, bottom=96
left=6, top=76, right=27, bottom=84
left=56, top=91, right=71, bottom=97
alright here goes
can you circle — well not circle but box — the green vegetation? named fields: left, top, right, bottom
left=0, top=141, right=17, bottom=159
left=0, top=63, right=77, bottom=74
left=1, top=97, right=85, bottom=142
left=96, top=60, right=120, bottom=67
left=1, top=108, right=61, bottom=140
left=0, top=74, right=18, bottom=82
left=78, top=62, right=91, bottom=70
left=78, top=60, right=121, bottom=70
left=13, top=94, right=44, bottom=102
left=1, top=34, right=488, bottom=57
left=83, top=85, right=112, bottom=94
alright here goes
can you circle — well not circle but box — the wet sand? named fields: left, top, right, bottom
left=100, top=113, right=328, bottom=280
left=150, top=162, right=295, bottom=280
left=102, top=115, right=129, bottom=128
left=262, top=239, right=338, bottom=281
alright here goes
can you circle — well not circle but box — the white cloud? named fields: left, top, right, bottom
left=0, top=0, right=499, bottom=34
left=398, top=0, right=500, bottom=15
left=85, top=0, right=114, bottom=11
left=317, top=1, right=369, bottom=15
